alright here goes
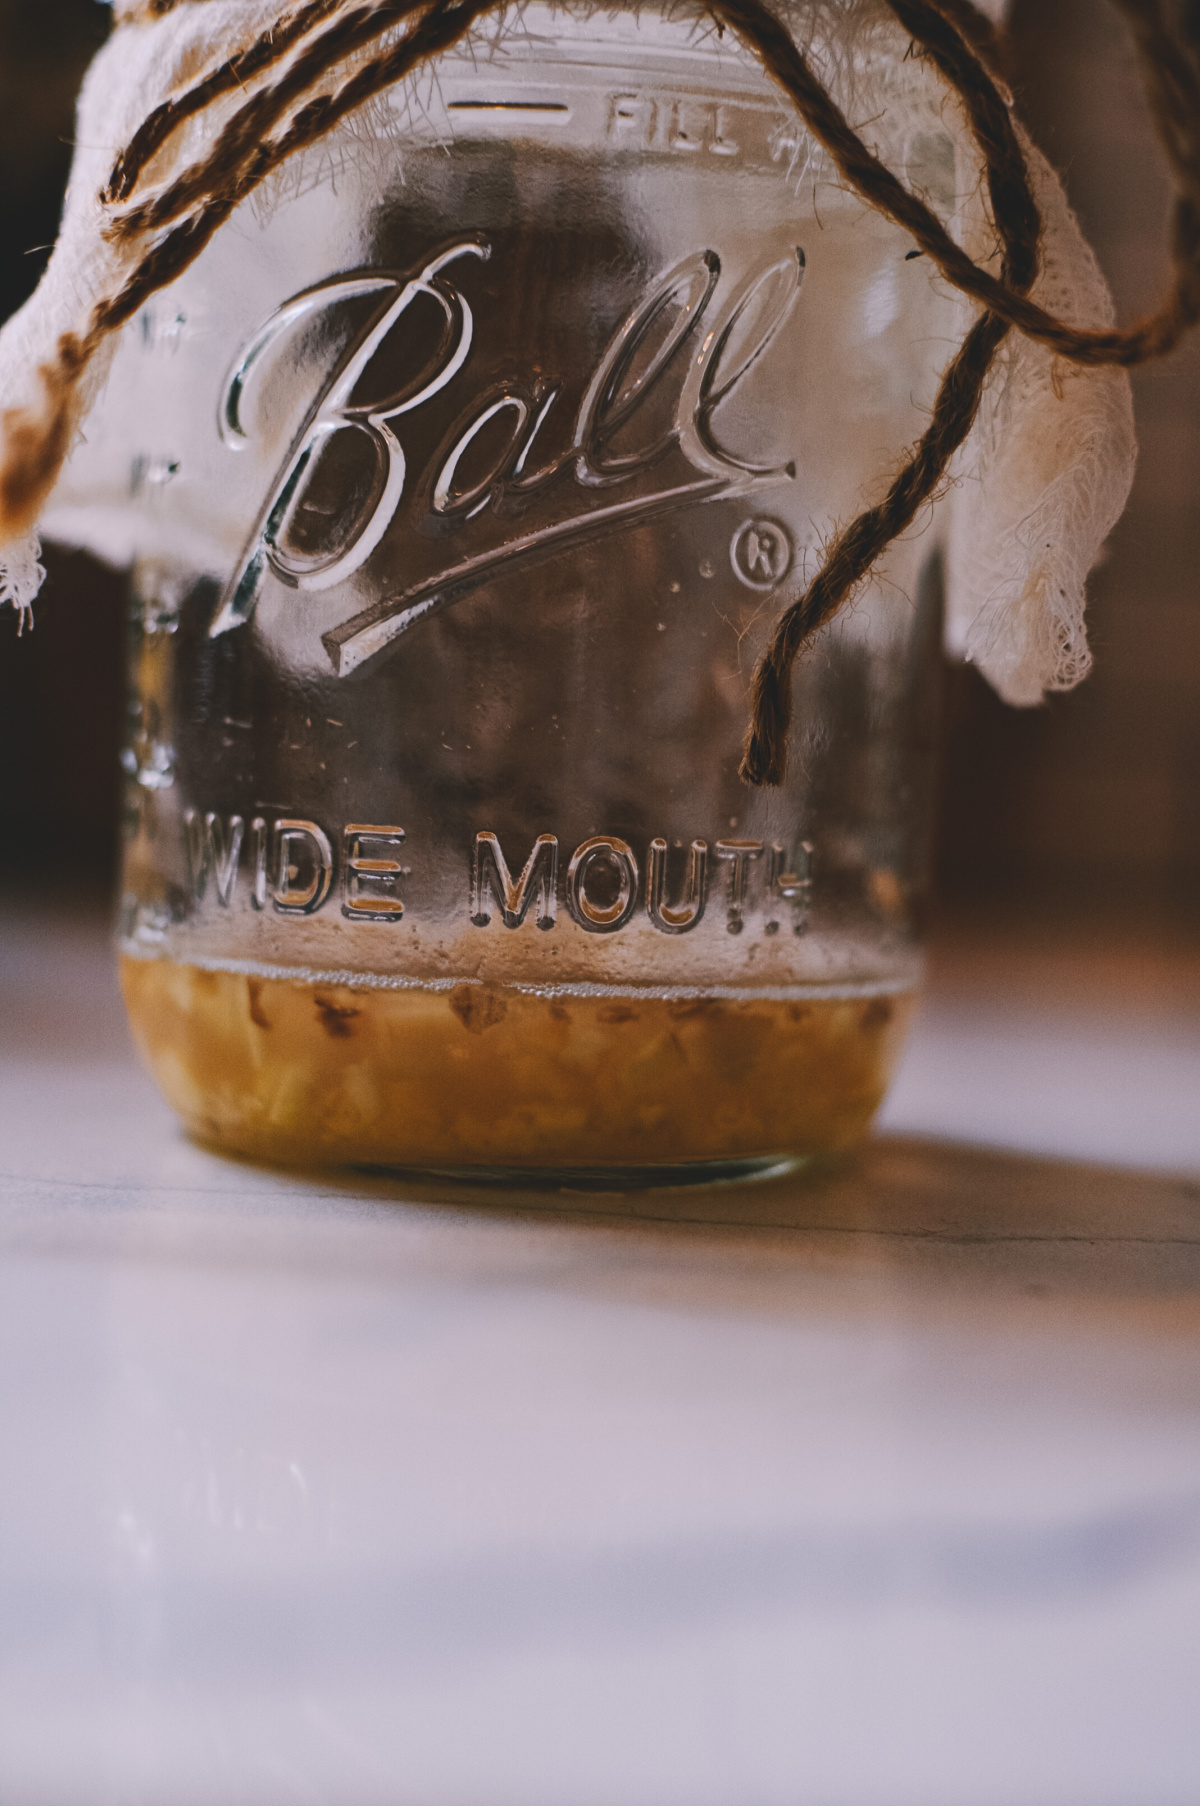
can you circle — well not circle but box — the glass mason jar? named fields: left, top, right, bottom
left=63, top=5, right=961, bottom=1178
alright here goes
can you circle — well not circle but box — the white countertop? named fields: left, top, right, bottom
left=2, top=895, right=1199, bottom=1805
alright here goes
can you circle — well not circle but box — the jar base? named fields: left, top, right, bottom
left=369, top=1155, right=804, bottom=1191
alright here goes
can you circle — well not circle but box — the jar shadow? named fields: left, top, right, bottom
left=182, top=1126, right=1200, bottom=1308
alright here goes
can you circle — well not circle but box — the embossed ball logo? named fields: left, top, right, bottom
left=213, top=236, right=805, bottom=672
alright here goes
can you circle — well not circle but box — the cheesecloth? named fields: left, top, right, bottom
left=0, top=0, right=1136, bottom=708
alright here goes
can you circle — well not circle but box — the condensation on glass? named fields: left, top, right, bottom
left=69, top=6, right=960, bottom=1176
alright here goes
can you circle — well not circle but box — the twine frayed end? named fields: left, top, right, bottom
left=739, top=659, right=793, bottom=787
left=0, top=531, right=47, bottom=633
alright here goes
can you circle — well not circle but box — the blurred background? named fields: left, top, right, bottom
left=0, top=0, right=1196, bottom=905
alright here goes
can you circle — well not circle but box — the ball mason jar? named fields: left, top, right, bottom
left=60, top=5, right=961, bottom=1178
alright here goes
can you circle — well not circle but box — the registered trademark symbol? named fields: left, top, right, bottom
left=731, top=518, right=792, bottom=590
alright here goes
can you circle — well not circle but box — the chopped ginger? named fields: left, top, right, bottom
left=122, top=956, right=913, bottom=1170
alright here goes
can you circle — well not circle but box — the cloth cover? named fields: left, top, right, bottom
left=0, top=0, right=1136, bottom=707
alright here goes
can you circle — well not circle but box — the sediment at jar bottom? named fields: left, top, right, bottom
left=119, top=956, right=915, bottom=1170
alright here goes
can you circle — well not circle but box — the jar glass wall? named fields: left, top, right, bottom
left=59, top=6, right=959, bottom=1176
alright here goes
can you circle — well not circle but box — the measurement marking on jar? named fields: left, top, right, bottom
left=608, top=95, right=741, bottom=157
left=448, top=99, right=570, bottom=117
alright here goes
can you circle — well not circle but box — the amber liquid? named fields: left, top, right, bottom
left=120, top=956, right=913, bottom=1172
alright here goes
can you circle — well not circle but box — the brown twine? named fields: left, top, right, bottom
left=725, top=0, right=1042, bottom=781
left=5, top=0, right=1200, bottom=785
left=105, top=0, right=349, bottom=205
left=742, top=0, right=1200, bottom=784
left=106, top=1, right=439, bottom=238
